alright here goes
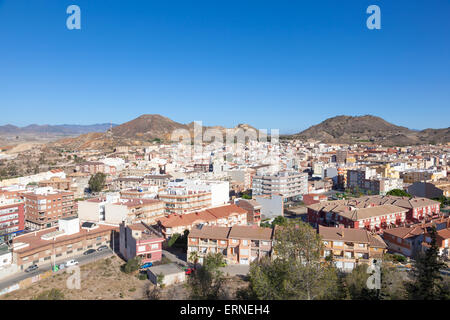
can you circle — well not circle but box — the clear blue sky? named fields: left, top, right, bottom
left=0, top=0, right=449, bottom=133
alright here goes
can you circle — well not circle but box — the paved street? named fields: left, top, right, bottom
left=0, top=248, right=114, bottom=291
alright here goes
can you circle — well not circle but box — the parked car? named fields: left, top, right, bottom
left=83, top=249, right=96, bottom=255
left=97, top=245, right=109, bottom=252
left=139, top=262, right=153, bottom=269
left=58, top=263, right=66, bottom=270
left=25, top=264, right=39, bottom=273
left=65, top=259, right=79, bottom=267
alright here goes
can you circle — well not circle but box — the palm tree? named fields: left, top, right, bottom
left=189, top=251, right=200, bottom=266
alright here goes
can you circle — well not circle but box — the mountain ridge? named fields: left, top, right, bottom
left=287, top=115, right=449, bottom=146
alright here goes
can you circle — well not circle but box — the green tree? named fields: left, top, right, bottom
left=379, top=263, right=408, bottom=300
left=386, top=189, right=411, bottom=197
left=186, top=253, right=226, bottom=300
left=121, top=256, right=142, bottom=274
left=271, top=216, right=288, bottom=227
left=342, top=264, right=379, bottom=300
left=406, top=226, right=449, bottom=299
left=88, top=172, right=107, bottom=193
left=243, top=219, right=339, bottom=300
left=189, top=251, right=200, bottom=265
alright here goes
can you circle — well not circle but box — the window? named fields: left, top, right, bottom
left=151, top=243, right=159, bottom=249
left=242, top=240, right=248, bottom=245
left=240, top=249, right=249, bottom=255
left=333, top=241, right=343, bottom=246
left=138, top=245, right=146, bottom=252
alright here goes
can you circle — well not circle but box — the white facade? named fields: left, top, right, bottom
left=253, top=194, right=284, bottom=220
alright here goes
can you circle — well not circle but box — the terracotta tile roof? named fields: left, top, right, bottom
left=319, top=225, right=370, bottom=243
left=189, top=225, right=231, bottom=239
left=337, top=204, right=408, bottom=221
left=204, top=204, right=247, bottom=218
left=228, top=225, right=273, bottom=240
left=12, top=224, right=117, bottom=255
left=307, top=195, right=440, bottom=213
left=158, top=204, right=246, bottom=228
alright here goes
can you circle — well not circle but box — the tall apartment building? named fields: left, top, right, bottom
left=252, top=171, right=308, bottom=201
left=158, top=179, right=229, bottom=215
left=347, top=169, right=403, bottom=195
left=0, top=198, right=25, bottom=243
left=23, top=187, right=77, bottom=230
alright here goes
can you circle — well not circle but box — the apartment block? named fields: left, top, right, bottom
left=11, top=218, right=116, bottom=270
left=78, top=196, right=165, bottom=225
left=318, top=225, right=387, bottom=272
left=383, top=217, right=450, bottom=257
left=307, top=195, right=441, bottom=233
left=157, top=204, right=247, bottom=238
left=187, top=225, right=273, bottom=265
left=0, top=199, right=25, bottom=243
left=252, top=170, right=308, bottom=201
left=23, top=187, right=76, bottom=230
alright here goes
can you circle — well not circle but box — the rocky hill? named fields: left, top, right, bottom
left=50, top=114, right=258, bottom=150
left=287, top=115, right=449, bottom=146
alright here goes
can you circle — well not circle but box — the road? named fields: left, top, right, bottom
left=0, top=248, right=114, bottom=291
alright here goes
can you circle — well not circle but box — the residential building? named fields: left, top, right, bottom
left=235, top=198, right=262, bottom=225
left=407, top=180, right=450, bottom=198
left=78, top=196, right=165, bottom=225
left=318, top=225, right=387, bottom=272
left=157, top=204, right=247, bottom=238
left=23, top=187, right=76, bottom=230
left=119, top=221, right=164, bottom=263
left=76, top=161, right=116, bottom=175
left=252, top=171, right=308, bottom=201
left=307, top=195, right=441, bottom=232
left=383, top=217, right=450, bottom=257
left=187, top=225, right=273, bottom=265
left=38, top=177, right=71, bottom=191
left=0, top=198, right=25, bottom=243
left=11, top=218, right=116, bottom=271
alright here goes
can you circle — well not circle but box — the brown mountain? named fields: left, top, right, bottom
left=288, top=115, right=449, bottom=146
left=51, top=114, right=258, bottom=150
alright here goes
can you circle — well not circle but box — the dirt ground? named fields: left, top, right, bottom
left=0, top=255, right=249, bottom=300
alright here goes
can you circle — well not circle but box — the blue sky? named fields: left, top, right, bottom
left=0, top=0, right=449, bottom=133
